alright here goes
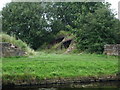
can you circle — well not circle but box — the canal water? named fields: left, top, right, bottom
left=2, top=81, right=120, bottom=90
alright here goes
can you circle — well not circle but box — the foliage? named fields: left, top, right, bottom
left=52, top=2, right=120, bottom=53
left=2, top=2, right=59, bottom=50
left=74, top=7, right=120, bottom=53
left=2, top=2, right=120, bottom=53
left=52, top=2, right=104, bottom=31
left=56, top=30, right=71, bottom=37
left=48, top=2, right=120, bottom=53
left=0, top=33, right=34, bottom=55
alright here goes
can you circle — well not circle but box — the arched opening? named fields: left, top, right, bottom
left=63, top=39, right=72, bottom=49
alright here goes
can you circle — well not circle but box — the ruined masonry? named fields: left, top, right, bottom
left=0, top=42, right=26, bottom=57
left=104, top=44, right=120, bottom=56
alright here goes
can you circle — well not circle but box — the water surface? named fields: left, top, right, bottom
left=2, top=81, right=120, bottom=90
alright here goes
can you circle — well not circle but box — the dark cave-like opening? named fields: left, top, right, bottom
left=63, top=39, right=72, bottom=49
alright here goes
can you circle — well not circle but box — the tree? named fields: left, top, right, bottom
left=52, top=2, right=104, bottom=31
left=2, top=2, right=120, bottom=52
left=74, top=6, right=120, bottom=53
left=2, top=2, right=59, bottom=50
left=52, top=2, right=120, bottom=53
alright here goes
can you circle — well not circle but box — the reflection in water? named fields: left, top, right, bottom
left=2, top=81, right=120, bottom=90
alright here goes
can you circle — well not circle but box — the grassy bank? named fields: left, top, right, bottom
left=0, top=33, right=35, bottom=55
left=2, top=52, right=118, bottom=85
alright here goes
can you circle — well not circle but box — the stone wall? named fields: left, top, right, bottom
left=104, top=44, right=120, bottom=56
left=0, top=42, right=26, bottom=57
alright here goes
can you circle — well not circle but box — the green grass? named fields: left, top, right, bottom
left=2, top=52, right=118, bottom=84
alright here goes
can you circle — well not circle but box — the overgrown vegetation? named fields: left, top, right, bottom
left=1, top=2, right=120, bottom=86
left=2, top=53, right=118, bottom=84
left=2, top=2, right=120, bottom=53
left=75, top=7, right=120, bottom=53
left=2, top=2, right=59, bottom=50
left=0, top=33, right=35, bottom=55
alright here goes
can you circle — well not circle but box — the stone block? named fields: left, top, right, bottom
left=0, top=42, right=26, bottom=57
